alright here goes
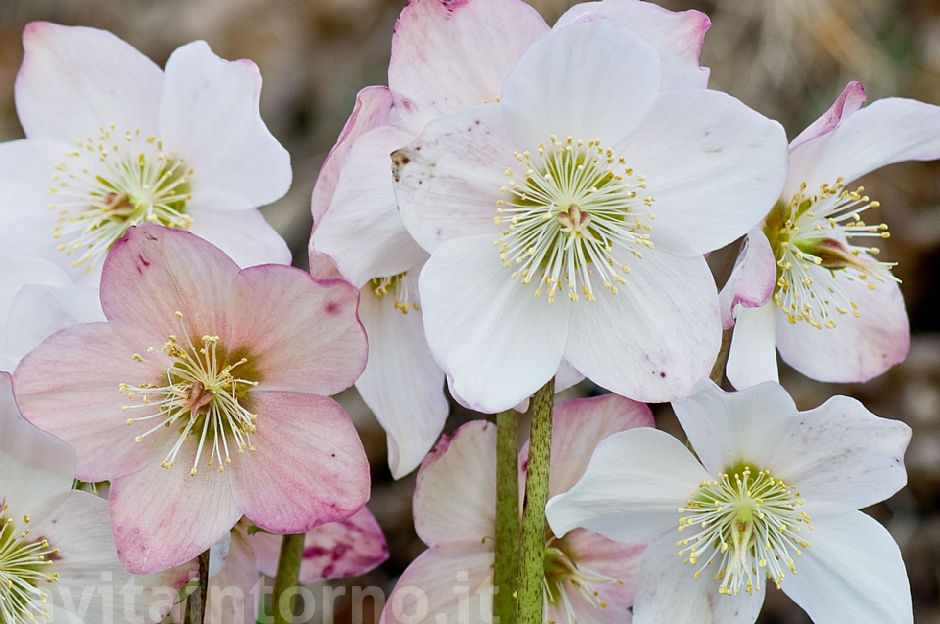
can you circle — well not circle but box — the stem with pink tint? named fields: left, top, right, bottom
left=514, top=378, right=555, bottom=624
left=494, top=408, right=520, bottom=624
left=272, top=533, right=305, bottom=624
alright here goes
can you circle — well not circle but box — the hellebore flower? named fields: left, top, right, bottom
left=547, top=380, right=913, bottom=624
left=13, top=225, right=370, bottom=574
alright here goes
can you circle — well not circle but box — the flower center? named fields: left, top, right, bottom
left=542, top=537, right=619, bottom=622
left=677, top=464, right=812, bottom=596
left=369, top=273, right=418, bottom=314
left=48, top=125, right=194, bottom=270
left=494, top=136, right=655, bottom=303
left=0, top=503, right=59, bottom=624
left=121, top=311, right=259, bottom=477
left=765, top=179, right=898, bottom=329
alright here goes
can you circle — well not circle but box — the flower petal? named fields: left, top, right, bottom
left=419, top=235, right=569, bottom=413
left=388, top=0, right=549, bottom=132
left=251, top=507, right=388, bottom=582
left=414, top=421, right=496, bottom=547
left=563, top=249, right=720, bottom=403
left=159, top=41, right=291, bottom=208
left=546, top=428, right=709, bottom=543
left=188, top=207, right=291, bottom=268
left=231, top=265, right=366, bottom=395
left=555, top=0, right=711, bottom=89
left=501, top=20, right=661, bottom=144
left=786, top=97, right=940, bottom=195
left=616, top=89, right=788, bottom=255
left=770, top=395, right=911, bottom=511
left=774, top=268, right=909, bottom=383
left=789, top=81, right=867, bottom=150
left=356, top=274, right=448, bottom=479
left=16, top=22, right=163, bottom=140
left=632, top=532, right=765, bottom=624
left=311, top=124, right=427, bottom=286
left=780, top=511, right=912, bottom=624
left=381, top=542, right=494, bottom=624
left=1, top=254, right=72, bottom=336
left=231, top=391, right=370, bottom=534
left=726, top=303, right=779, bottom=389
left=205, top=530, right=263, bottom=624
left=718, top=230, right=776, bottom=329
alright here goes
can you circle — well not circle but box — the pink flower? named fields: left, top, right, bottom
left=0, top=372, right=195, bottom=623
left=0, top=22, right=291, bottom=283
left=309, top=0, right=713, bottom=472
left=720, top=82, right=940, bottom=387
left=13, top=224, right=370, bottom=574
left=382, top=394, right=653, bottom=624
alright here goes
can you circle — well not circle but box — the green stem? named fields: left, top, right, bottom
left=709, top=328, right=733, bottom=386
left=272, top=533, right=305, bottom=624
left=514, top=378, right=555, bottom=624
left=494, top=409, right=520, bottom=624
left=184, top=550, right=210, bottom=624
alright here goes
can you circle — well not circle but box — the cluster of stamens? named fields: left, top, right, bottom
left=542, top=538, right=621, bottom=623
left=0, top=504, right=60, bottom=623
left=48, top=124, right=194, bottom=270
left=676, top=465, right=812, bottom=597
left=121, top=311, right=259, bottom=477
left=494, top=136, right=655, bottom=303
left=370, top=273, right=418, bottom=314
left=767, top=179, right=898, bottom=329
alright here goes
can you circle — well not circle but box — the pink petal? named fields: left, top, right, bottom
left=388, top=0, right=549, bottom=132
left=231, top=265, right=366, bottom=395
left=231, top=391, right=370, bottom=534
left=718, top=230, right=776, bottom=329
left=251, top=507, right=388, bottom=582
left=789, top=81, right=867, bottom=150
left=205, top=530, right=264, bottom=624
left=16, top=22, right=163, bottom=141
left=413, top=421, right=496, bottom=547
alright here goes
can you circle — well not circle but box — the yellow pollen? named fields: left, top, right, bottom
left=370, top=272, right=418, bottom=314
left=0, top=504, right=59, bottom=623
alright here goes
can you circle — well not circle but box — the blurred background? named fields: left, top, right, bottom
left=1, top=1, right=938, bottom=622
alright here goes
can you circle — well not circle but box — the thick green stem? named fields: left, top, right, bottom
left=514, top=378, right=555, bottom=624
left=184, top=550, right=210, bottom=624
left=493, top=409, right=520, bottom=624
left=709, top=328, right=733, bottom=386
left=272, top=533, right=305, bottom=624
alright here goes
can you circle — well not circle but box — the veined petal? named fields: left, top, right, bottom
left=419, top=235, right=569, bottom=413
left=501, top=20, right=661, bottom=144
left=187, top=206, right=291, bottom=268
left=388, top=0, right=549, bottom=132
left=414, top=421, right=496, bottom=547
left=555, top=0, right=711, bottom=89
left=311, top=124, right=427, bottom=286
left=780, top=512, right=912, bottom=624
left=205, top=530, right=263, bottom=624
left=231, top=392, right=370, bottom=534
left=616, top=89, right=788, bottom=255
left=564, top=249, right=720, bottom=403
left=726, top=303, right=779, bottom=389
left=16, top=22, right=163, bottom=141
left=789, top=81, right=867, bottom=150
left=718, top=230, right=776, bottom=329
left=632, top=533, right=765, bottom=624
left=546, top=428, right=709, bottom=543
left=159, top=41, right=291, bottom=207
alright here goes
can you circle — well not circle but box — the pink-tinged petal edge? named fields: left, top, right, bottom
left=790, top=81, right=868, bottom=150
left=718, top=229, right=777, bottom=329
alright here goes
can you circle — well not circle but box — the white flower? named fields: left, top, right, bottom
left=0, top=22, right=291, bottom=284
left=546, top=380, right=913, bottom=624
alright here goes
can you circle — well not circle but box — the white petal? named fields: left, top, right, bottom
left=786, top=97, right=940, bottom=195
left=357, top=273, right=448, bottom=479
left=789, top=81, right=867, bottom=150
left=718, top=230, right=776, bottom=329
left=419, top=235, right=569, bottom=413
left=501, top=20, right=661, bottom=144
left=555, top=0, right=711, bottom=89
left=16, top=22, right=163, bottom=140
left=564, top=249, right=720, bottom=403
left=781, top=512, right=912, bottom=624
left=159, top=41, right=291, bottom=208
left=769, top=395, right=911, bottom=511
left=546, top=428, right=708, bottom=543
left=188, top=207, right=291, bottom=268
left=672, top=379, right=796, bottom=476
left=774, top=267, right=909, bottom=383
left=413, top=421, right=496, bottom=547
left=726, top=303, right=779, bottom=389
left=632, top=532, right=764, bottom=624
left=311, top=125, right=427, bottom=286
left=616, top=89, right=788, bottom=255
left=395, top=104, right=521, bottom=252
left=0, top=255, right=70, bottom=327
